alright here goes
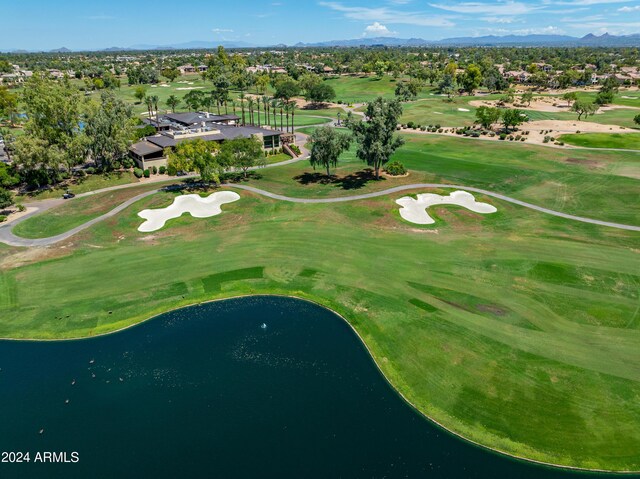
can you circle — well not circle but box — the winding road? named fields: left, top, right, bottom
left=1, top=181, right=638, bottom=248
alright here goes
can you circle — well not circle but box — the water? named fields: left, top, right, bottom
left=0, top=297, right=631, bottom=478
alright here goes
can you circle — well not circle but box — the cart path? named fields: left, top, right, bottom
left=1, top=182, right=638, bottom=247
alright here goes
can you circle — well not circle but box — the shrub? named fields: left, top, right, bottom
left=143, top=169, right=150, bottom=178
left=385, top=161, right=407, bottom=176
left=499, top=133, right=507, bottom=140
left=435, top=124, right=441, bottom=129
left=86, top=167, right=96, bottom=175
left=152, top=166, right=158, bottom=175
left=133, top=168, right=143, bottom=178
left=406, top=121, right=415, bottom=129
left=120, top=157, right=135, bottom=169
left=75, top=169, right=87, bottom=178
left=167, top=165, right=177, bottom=176
left=159, top=166, right=166, bottom=174
left=290, top=144, right=301, bottom=155
left=0, top=215, right=6, bottom=223
left=17, top=204, right=26, bottom=212
left=420, top=126, right=426, bottom=131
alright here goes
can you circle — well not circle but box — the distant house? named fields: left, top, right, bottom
left=177, top=64, right=196, bottom=75
left=130, top=112, right=283, bottom=171
left=504, top=70, right=530, bottom=83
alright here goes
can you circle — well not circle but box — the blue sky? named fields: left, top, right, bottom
left=2, top=0, right=640, bottom=50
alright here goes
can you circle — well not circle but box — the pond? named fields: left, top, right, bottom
left=0, top=296, right=624, bottom=478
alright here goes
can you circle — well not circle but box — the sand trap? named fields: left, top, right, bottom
left=457, top=108, right=470, bottom=112
left=175, top=87, right=203, bottom=91
left=621, top=96, right=637, bottom=99
left=396, top=191, right=497, bottom=225
left=433, top=112, right=443, bottom=115
left=137, top=191, right=240, bottom=232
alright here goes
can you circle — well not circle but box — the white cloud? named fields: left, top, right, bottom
left=363, top=22, right=397, bottom=36
left=543, top=0, right=633, bottom=5
left=429, top=1, right=539, bottom=15
left=212, top=28, right=234, bottom=33
left=483, top=16, right=517, bottom=23
left=319, top=2, right=455, bottom=27
left=618, top=5, right=640, bottom=11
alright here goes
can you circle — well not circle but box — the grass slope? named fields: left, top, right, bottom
left=0, top=134, right=639, bottom=471
left=559, top=132, right=640, bottom=150
left=0, top=186, right=639, bottom=471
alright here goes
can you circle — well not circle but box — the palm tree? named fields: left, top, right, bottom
left=149, top=95, right=160, bottom=123
left=256, top=96, right=261, bottom=127
left=271, top=99, right=278, bottom=130
left=231, top=100, right=236, bottom=114
left=238, top=92, right=246, bottom=125
left=145, top=96, right=153, bottom=119
left=289, top=101, right=296, bottom=132
left=262, top=96, right=270, bottom=127
left=285, top=101, right=290, bottom=133
left=279, top=100, right=284, bottom=132
left=247, top=97, right=255, bottom=126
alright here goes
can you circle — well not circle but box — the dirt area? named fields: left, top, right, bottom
left=1, top=206, right=39, bottom=225
left=469, top=97, right=639, bottom=113
left=399, top=118, right=634, bottom=148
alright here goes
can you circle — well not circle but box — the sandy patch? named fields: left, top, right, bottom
left=396, top=191, right=497, bottom=225
left=457, top=108, right=470, bottom=112
left=470, top=98, right=639, bottom=113
left=175, top=87, right=204, bottom=91
left=3, top=206, right=39, bottom=224
left=138, top=191, right=240, bottom=232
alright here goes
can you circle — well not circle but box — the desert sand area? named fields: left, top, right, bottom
left=469, top=97, right=640, bottom=114
left=400, top=118, right=637, bottom=148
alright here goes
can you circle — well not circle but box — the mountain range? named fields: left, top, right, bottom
left=295, top=33, right=640, bottom=48
left=3, top=32, right=640, bottom=53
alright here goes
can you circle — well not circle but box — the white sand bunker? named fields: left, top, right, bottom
left=138, top=191, right=240, bottom=232
left=457, top=108, right=470, bottom=112
left=396, top=191, right=497, bottom=225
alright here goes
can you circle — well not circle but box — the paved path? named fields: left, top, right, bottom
left=1, top=182, right=637, bottom=248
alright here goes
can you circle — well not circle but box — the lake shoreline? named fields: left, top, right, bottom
left=2, top=293, right=637, bottom=475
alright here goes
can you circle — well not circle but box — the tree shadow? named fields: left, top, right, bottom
left=335, top=169, right=383, bottom=190
left=293, top=168, right=383, bottom=190
left=301, top=103, right=330, bottom=111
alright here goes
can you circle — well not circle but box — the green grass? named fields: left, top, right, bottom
left=247, top=133, right=640, bottom=225
left=323, top=75, right=435, bottom=103
left=15, top=171, right=139, bottom=202
left=12, top=184, right=165, bottom=239
left=1, top=133, right=639, bottom=471
left=559, top=133, right=640, bottom=150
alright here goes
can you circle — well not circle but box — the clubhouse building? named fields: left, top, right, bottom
left=130, top=111, right=284, bottom=171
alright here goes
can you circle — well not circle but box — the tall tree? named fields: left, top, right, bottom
left=475, top=106, right=501, bottom=130
left=461, top=64, right=483, bottom=95
left=218, top=136, right=265, bottom=179
left=167, top=139, right=222, bottom=184
left=238, top=92, right=246, bottom=125
left=84, top=91, right=133, bottom=171
left=166, top=95, right=180, bottom=113
left=349, top=97, right=404, bottom=180
left=309, top=126, right=351, bottom=177
left=572, top=100, right=599, bottom=121
left=0, top=86, right=18, bottom=127
left=502, top=108, right=527, bottom=132
left=134, top=86, right=147, bottom=104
